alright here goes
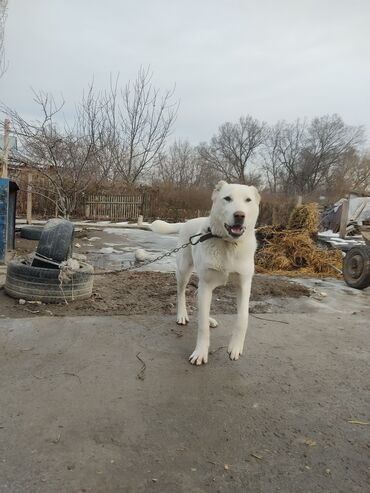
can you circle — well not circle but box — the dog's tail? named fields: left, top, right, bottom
left=149, top=220, right=182, bottom=235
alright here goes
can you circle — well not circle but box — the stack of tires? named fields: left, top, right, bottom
left=5, top=219, right=93, bottom=303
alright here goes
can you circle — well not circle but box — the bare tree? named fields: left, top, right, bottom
left=348, top=153, right=370, bottom=193
left=328, top=149, right=370, bottom=196
left=198, top=116, right=265, bottom=183
left=262, top=116, right=365, bottom=195
left=1, top=69, right=177, bottom=215
left=0, top=0, right=7, bottom=77
left=156, top=140, right=200, bottom=187
left=106, top=68, right=178, bottom=183
left=1, top=86, right=113, bottom=217
left=301, top=114, right=365, bottom=193
left=263, top=120, right=306, bottom=193
left=262, top=123, right=283, bottom=193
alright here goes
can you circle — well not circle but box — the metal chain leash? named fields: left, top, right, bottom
left=32, top=230, right=220, bottom=280
left=91, top=238, right=195, bottom=276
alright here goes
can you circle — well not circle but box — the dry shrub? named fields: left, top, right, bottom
left=255, top=226, right=343, bottom=278
left=258, top=192, right=296, bottom=226
left=153, top=184, right=211, bottom=221
left=288, top=203, right=320, bottom=232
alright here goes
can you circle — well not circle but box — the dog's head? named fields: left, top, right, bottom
left=210, top=181, right=260, bottom=240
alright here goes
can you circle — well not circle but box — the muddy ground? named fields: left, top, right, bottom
left=1, top=235, right=310, bottom=319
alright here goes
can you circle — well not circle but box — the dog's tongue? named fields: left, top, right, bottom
left=231, top=225, right=242, bottom=234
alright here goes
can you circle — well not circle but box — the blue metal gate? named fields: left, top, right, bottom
left=0, top=178, right=9, bottom=264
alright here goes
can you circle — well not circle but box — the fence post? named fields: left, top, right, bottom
left=26, top=171, right=32, bottom=224
left=1, top=119, right=10, bottom=179
left=339, top=199, right=349, bottom=239
left=85, top=199, right=90, bottom=219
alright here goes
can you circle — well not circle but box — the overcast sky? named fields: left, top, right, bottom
left=1, top=0, right=370, bottom=144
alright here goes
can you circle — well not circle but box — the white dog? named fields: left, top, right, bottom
left=150, top=181, right=260, bottom=365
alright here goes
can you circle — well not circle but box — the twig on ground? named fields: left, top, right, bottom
left=210, top=345, right=227, bottom=355
left=329, top=263, right=343, bottom=274
left=251, top=453, right=263, bottom=460
left=136, top=352, right=146, bottom=381
left=32, top=372, right=81, bottom=383
left=62, top=372, right=81, bottom=384
left=251, top=314, right=289, bottom=325
left=52, top=432, right=62, bottom=444
left=347, top=419, right=369, bottom=425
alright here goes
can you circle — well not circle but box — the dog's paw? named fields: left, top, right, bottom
left=177, top=312, right=189, bottom=325
left=209, top=317, right=218, bottom=328
left=228, top=339, right=244, bottom=361
left=189, top=345, right=209, bottom=365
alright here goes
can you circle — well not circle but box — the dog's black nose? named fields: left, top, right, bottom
left=233, top=211, right=245, bottom=224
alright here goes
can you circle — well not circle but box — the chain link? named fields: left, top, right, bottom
left=91, top=239, right=196, bottom=276
left=36, top=232, right=208, bottom=277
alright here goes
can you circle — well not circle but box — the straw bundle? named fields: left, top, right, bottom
left=288, top=203, right=320, bottom=233
left=255, top=226, right=343, bottom=278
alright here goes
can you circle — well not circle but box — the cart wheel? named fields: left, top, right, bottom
left=343, top=246, right=370, bottom=289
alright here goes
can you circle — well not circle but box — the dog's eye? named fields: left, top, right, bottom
left=223, top=196, right=232, bottom=202
left=245, top=198, right=251, bottom=202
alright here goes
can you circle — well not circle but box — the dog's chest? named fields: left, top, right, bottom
left=193, top=239, right=251, bottom=273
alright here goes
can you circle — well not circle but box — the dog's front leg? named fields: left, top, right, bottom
left=189, top=280, right=213, bottom=365
left=228, top=275, right=252, bottom=361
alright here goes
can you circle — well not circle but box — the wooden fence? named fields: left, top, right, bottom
left=85, top=194, right=150, bottom=221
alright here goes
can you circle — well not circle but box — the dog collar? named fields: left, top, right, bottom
left=189, top=228, right=222, bottom=245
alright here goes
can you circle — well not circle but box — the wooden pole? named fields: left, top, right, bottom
left=339, top=198, right=349, bottom=239
left=26, top=171, right=33, bottom=224
left=1, top=119, right=10, bottom=178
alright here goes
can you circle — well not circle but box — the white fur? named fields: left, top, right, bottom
left=150, top=220, right=183, bottom=234
left=151, top=181, right=260, bottom=365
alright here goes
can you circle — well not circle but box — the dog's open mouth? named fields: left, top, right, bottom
left=224, top=223, right=245, bottom=238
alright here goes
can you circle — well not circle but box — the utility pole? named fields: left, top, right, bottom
left=1, top=119, right=10, bottom=178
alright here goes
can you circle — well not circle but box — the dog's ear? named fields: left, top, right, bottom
left=251, top=186, right=261, bottom=204
left=212, top=180, right=227, bottom=200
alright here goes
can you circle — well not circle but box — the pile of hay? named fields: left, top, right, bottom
left=287, top=203, right=320, bottom=232
left=255, top=205, right=343, bottom=278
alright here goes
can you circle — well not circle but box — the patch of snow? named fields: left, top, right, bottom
left=318, top=230, right=338, bottom=237
left=103, top=228, right=129, bottom=236
left=99, top=247, right=120, bottom=254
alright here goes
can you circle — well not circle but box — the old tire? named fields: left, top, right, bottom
left=5, top=258, right=93, bottom=303
left=33, top=219, right=74, bottom=267
left=343, top=246, right=370, bottom=290
left=20, top=225, right=44, bottom=240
